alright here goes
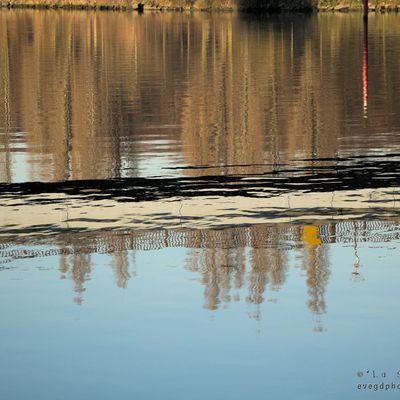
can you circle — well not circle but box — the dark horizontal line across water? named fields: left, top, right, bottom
left=0, top=156, right=399, bottom=203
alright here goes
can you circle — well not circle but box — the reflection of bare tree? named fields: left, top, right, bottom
left=186, top=247, right=246, bottom=310
left=59, top=253, right=68, bottom=280
left=185, top=225, right=297, bottom=315
left=57, top=232, right=136, bottom=302
left=111, top=251, right=130, bottom=289
left=0, top=18, right=11, bottom=183
left=303, top=245, right=330, bottom=316
left=3, top=13, right=400, bottom=183
left=2, top=219, right=397, bottom=322
left=247, top=247, right=288, bottom=306
left=57, top=253, right=92, bottom=306
left=71, top=254, right=92, bottom=305
left=245, top=226, right=289, bottom=320
left=300, top=225, right=330, bottom=332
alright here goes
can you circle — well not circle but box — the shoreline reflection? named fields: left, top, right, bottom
left=2, top=12, right=400, bottom=182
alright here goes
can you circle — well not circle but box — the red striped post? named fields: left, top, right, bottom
left=362, top=19, right=368, bottom=118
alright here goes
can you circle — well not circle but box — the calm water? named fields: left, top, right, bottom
left=1, top=9, right=400, bottom=400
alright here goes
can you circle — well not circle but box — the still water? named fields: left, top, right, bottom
left=1, top=9, right=400, bottom=400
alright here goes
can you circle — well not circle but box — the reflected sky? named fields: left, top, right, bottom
left=1, top=220, right=399, bottom=321
left=1, top=9, right=400, bottom=400
left=1, top=221, right=400, bottom=400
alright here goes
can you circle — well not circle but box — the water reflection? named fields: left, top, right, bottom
left=363, top=19, right=368, bottom=118
left=1, top=9, right=400, bottom=325
left=2, top=12, right=400, bottom=182
left=2, top=220, right=398, bottom=330
left=1, top=11, right=400, bottom=399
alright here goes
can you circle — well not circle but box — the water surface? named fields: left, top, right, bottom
left=1, top=10, right=400, bottom=400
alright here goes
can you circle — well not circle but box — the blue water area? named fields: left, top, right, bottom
left=1, top=9, right=400, bottom=400
left=0, top=237, right=399, bottom=400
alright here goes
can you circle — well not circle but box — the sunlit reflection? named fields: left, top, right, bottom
left=1, top=219, right=398, bottom=328
left=1, top=12, right=400, bottom=183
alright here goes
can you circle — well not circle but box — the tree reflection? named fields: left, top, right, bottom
left=0, top=220, right=394, bottom=328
